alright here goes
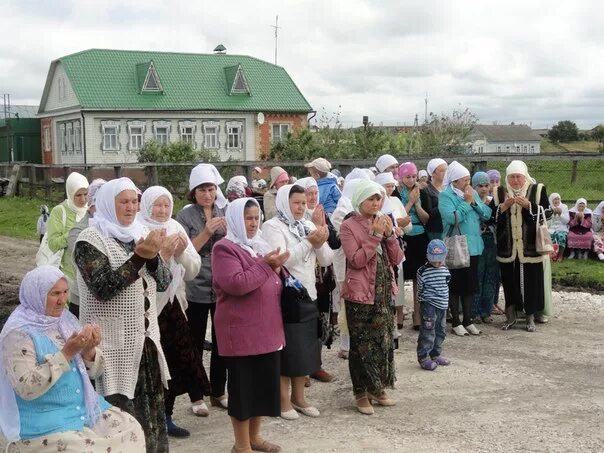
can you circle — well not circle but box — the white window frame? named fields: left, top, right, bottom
left=127, top=120, right=146, bottom=151
left=153, top=120, right=171, bottom=145
left=530, top=144, right=535, bottom=153
left=226, top=120, right=243, bottom=150
left=515, top=145, right=521, bottom=153
left=66, top=123, right=73, bottom=153
left=497, top=145, right=502, bottom=153
left=179, top=121, right=196, bottom=147
left=523, top=144, right=528, bottom=153
left=101, top=121, right=120, bottom=152
left=73, top=121, right=81, bottom=153
left=506, top=145, right=511, bottom=152
left=272, top=123, right=290, bottom=143
left=202, top=121, right=220, bottom=149
left=43, top=126, right=50, bottom=151
left=57, top=123, right=66, bottom=154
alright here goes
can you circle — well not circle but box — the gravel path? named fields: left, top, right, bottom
left=0, top=236, right=603, bottom=452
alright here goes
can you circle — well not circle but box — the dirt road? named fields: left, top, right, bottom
left=0, top=236, right=603, bottom=452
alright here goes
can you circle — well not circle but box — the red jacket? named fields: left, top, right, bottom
left=212, top=239, right=285, bottom=357
left=340, top=213, right=404, bottom=304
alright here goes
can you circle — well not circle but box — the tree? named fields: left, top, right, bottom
left=548, top=120, right=579, bottom=143
left=416, top=108, right=478, bottom=156
left=137, top=140, right=220, bottom=194
left=591, top=125, right=604, bottom=152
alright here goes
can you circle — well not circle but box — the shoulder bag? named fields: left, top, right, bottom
left=36, top=205, right=67, bottom=267
left=280, top=267, right=319, bottom=324
left=444, top=211, right=470, bottom=269
left=536, top=205, right=554, bottom=255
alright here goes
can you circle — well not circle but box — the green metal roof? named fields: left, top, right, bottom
left=47, top=49, right=312, bottom=112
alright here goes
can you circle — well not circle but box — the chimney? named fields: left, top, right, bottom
left=213, top=44, right=226, bottom=55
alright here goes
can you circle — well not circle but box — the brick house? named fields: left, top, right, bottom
left=37, top=48, right=312, bottom=165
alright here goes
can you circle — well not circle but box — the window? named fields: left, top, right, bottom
left=226, top=121, right=243, bottom=150
left=155, top=127, right=169, bottom=144
left=103, top=126, right=118, bottom=150
left=58, top=78, right=65, bottom=101
left=74, top=122, right=81, bottom=152
left=130, top=127, right=144, bottom=150
left=506, top=145, right=511, bottom=152
left=272, top=124, right=289, bottom=143
left=523, top=145, right=528, bottom=153
left=179, top=121, right=196, bottom=146
left=530, top=145, right=535, bottom=153
left=66, top=123, right=73, bottom=153
left=58, top=124, right=66, bottom=153
left=497, top=145, right=502, bottom=153
left=516, top=145, right=521, bottom=153
left=43, top=127, right=50, bottom=151
left=203, top=121, right=220, bottom=149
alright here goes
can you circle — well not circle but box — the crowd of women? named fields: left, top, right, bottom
left=1, top=156, right=602, bottom=453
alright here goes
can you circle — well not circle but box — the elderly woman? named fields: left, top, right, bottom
left=74, top=177, right=172, bottom=452
left=490, top=161, right=552, bottom=332
left=548, top=193, right=570, bottom=261
left=176, top=164, right=229, bottom=410
left=592, top=202, right=604, bottom=261
left=46, top=172, right=89, bottom=288
left=0, top=266, right=145, bottom=452
left=212, top=198, right=288, bottom=453
left=340, top=181, right=404, bottom=415
left=398, top=162, right=430, bottom=330
left=470, top=172, right=500, bottom=323
left=375, top=154, right=400, bottom=198
left=423, top=158, right=448, bottom=241
left=138, top=186, right=210, bottom=438
left=263, top=166, right=289, bottom=221
left=438, top=162, right=491, bottom=336
left=226, top=175, right=252, bottom=202
left=263, top=184, right=334, bottom=420
left=567, top=198, right=593, bottom=260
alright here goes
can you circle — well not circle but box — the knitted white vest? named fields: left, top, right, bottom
left=77, top=227, right=170, bottom=399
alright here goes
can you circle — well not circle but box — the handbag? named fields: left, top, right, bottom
left=536, top=205, right=554, bottom=255
left=280, top=267, right=319, bottom=324
left=35, top=205, right=67, bottom=267
left=444, top=211, right=470, bottom=269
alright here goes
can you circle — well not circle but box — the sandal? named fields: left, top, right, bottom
left=355, top=394, right=374, bottom=415
left=251, top=440, right=282, bottom=452
left=191, top=401, right=209, bottom=417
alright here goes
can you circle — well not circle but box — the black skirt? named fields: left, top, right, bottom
left=280, top=318, right=321, bottom=377
left=402, top=233, right=429, bottom=280
left=449, top=255, right=480, bottom=296
left=225, top=351, right=281, bottom=421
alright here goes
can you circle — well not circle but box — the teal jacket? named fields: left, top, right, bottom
left=438, top=186, right=492, bottom=257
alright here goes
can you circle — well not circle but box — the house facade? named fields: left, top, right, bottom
left=37, top=49, right=312, bottom=165
left=466, top=124, right=542, bottom=154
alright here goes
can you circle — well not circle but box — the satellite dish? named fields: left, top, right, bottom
left=257, top=112, right=265, bottom=125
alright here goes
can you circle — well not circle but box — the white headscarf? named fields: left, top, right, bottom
left=594, top=201, right=604, bottom=217
left=0, top=266, right=101, bottom=442
left=362, top=168, right=376, bottom=181
left=90, top=177, right=146, bottom=243
left=189, top=164, right=228, bottom=209
left=505, top=160, right=536, bottom=197
left=375, top=172, right=398, bottom=187
left=570, top=198, right=592, bottom=214
left=375, top=154, right=398, bottom=173
left=427, top=158, right=447, bottom=176
left=276, top=184, right=310, bottom=240
left=418, top=170, right=428, bottom=180
left=65, top=172, right=89, bottom=221
left=444, top=161, right=470, bottom=197
left=225, top=198, right=273, bottom=257
left=548, top=193, right=566, bottom=210
left=295, top=177, right=318, bottom=191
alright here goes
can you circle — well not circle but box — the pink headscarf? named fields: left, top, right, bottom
left=398, top=162, right=417, bottom=179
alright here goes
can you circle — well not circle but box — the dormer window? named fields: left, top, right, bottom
left=224, top=64, right=250, bottom=95
left=136, top=61, right=164, bottom=94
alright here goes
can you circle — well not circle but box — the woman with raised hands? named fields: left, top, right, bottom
left=0, top=266, right=145, bottom=452
left=138, top=186, right=211, bottom=438
left=547, top=193, right=570, bottom=261
left=74, top=177, right=172, bottom=451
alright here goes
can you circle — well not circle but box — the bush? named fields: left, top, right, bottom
left=549, top=120, right=579, bottom=143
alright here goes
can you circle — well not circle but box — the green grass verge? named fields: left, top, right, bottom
left=541, top=139, right=601, bottom=153
left=551, top=259, right=604, bottom=292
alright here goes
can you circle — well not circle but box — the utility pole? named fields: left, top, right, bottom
left=271, top=15, right=281, bottom=65
left=424, top=92, right=428, bottom=124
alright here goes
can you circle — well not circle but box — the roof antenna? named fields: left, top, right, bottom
left=271, top=15, right=281, bottom=64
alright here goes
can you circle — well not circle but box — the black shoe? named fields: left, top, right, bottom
left=167, top=418, right=190, bottom=438
left=203, top=340, right=212, bottom=351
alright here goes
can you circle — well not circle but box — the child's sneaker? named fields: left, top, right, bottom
left=419, top=359, right=438, bottom=371
left=432, top=356, right=450, bottom=366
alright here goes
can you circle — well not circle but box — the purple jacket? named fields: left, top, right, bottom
left=340, top=213, right=405, bottom=304
left=212, top=239, right=285, bottom=357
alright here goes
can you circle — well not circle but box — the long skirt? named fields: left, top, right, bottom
left=105, top=339, right=168, bottom=453
left=280, top=317, right=321, bottom=377
left=158, top=299, right=210, bottom=407
left=346, top=297, right=395, bottom=396
left=593, top=232, right=604, bottom=254
left=550, top=230, right=568, bottom=249
left=225, top=351, right=281, bottom=421
left=449, top=255, right=479, bottom=297
left=568, top=230, right=593, bottom=250
left=7, top=407, right=145, bottom=452
left=402, top=233, right=428, bottom=280
left=499, top=258, right=545, bottom=316
left=472, top=234, right=500, bottom=318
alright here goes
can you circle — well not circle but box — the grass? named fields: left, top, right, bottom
left=551, top=258, right=604, bottom=292
left=541, top=138, right=602, bottom=153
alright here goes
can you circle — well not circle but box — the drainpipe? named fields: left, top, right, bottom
left=81, top=112, right=87, bottom=165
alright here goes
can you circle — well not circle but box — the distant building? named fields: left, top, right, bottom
left=466, top=124, right=542, bottom=154
left=37, top=48, right=313, bottom=165
left=0, top=105, right=41, bottom=163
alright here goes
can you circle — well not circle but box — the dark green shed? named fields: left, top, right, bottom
left=0, top=117, right=41, bottom=163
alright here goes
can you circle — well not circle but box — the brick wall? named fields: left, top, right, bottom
left=257, top=113, right=307, bottom=159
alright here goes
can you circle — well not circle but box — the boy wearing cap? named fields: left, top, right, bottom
left=305, top=158, right=341, bottom=215
left=416, top=239, right=451, bottom=371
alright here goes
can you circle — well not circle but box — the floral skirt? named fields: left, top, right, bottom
left=7, top=407, right=145, bottom=452
left=568, top=230, right=593, bottom=250
left=593, top=232, right=604, bottom=254
left=346, top=297, right=395, bottom=396
left=550, top=230, right=568, bottom=249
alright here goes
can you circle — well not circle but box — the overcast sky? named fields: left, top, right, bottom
left=3, top=0, right=602, bottom=128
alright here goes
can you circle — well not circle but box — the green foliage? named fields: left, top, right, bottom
left=416, top=108, right=478, bottom=156
left=137, top=140, right=220, bottom=195
left=548, top=120, right=579, bottom=143
left=591, top=125, right=604, bottom=152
